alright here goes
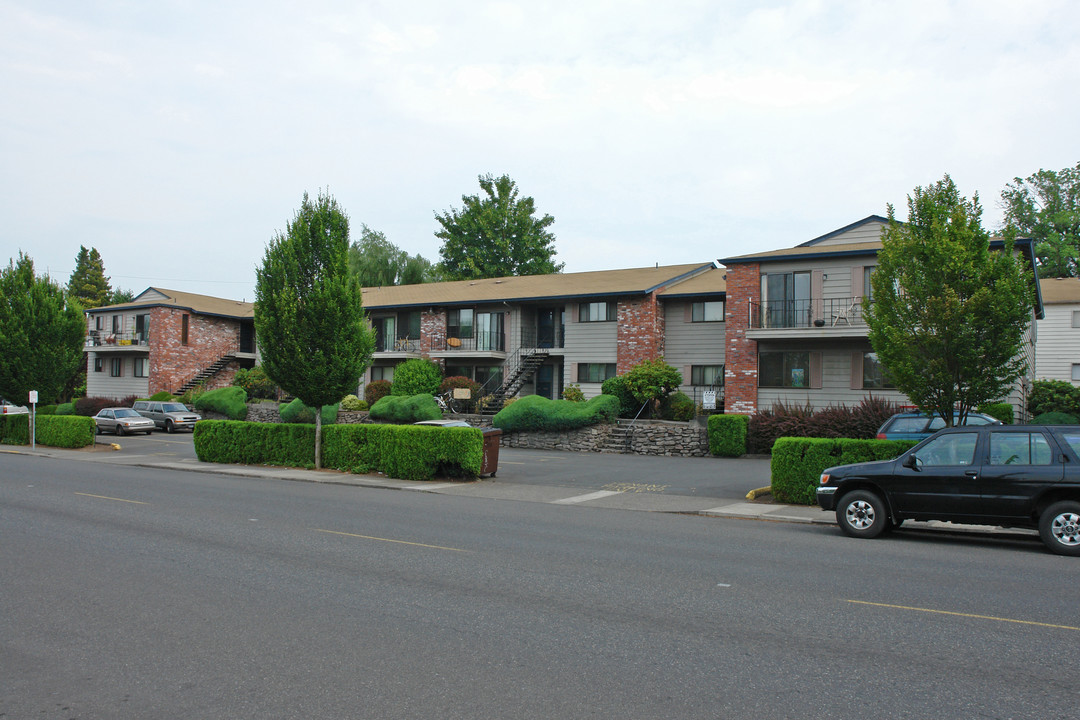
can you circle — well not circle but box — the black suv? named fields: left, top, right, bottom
left=817, top=425, right=1080, bottom=556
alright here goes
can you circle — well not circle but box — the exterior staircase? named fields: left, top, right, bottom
left=599, top=422, right=634, bottom=453
left=479, top=350, right=549, bottom=414
left=175, top=354, right=237, bottom=396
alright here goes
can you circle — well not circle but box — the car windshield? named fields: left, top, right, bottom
left=161, top=403, right=188, bottom=412
left=114, top=409, right=140, bottom=418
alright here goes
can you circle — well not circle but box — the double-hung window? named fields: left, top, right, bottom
left=691, top=365, right=724, bottom=386
left=579, top=301, right=616, bottom=322
left=447, top=309, right=474, bottom=339
left=759, top=351, right=810, bottom=388
left=577, top=363, right=617, bottom=383
left=691, top=301, right=724, bottom=322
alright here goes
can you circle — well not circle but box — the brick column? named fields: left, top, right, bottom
left=617, top=293, right=664, bottom=373
left=724, top=262, right=759, bottom=415
left=420, top=309, right=445, bottom=355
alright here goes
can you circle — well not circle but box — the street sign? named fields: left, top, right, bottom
left=702, top=390, right=716, bottom=410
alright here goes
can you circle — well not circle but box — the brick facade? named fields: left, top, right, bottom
left=723, top=262, right=760, bottom=415
left=420, top=310, right=446, bottom=366
left=149, top=307, right=242, bottom=395
left=616, top=294, right=665, bottom=373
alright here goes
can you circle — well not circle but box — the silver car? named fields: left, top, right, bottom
left=94, top=407, right=156, bottom=435
left=132, top=400, right=202, bottom=433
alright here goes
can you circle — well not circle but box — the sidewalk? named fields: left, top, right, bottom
left=3, top=441, right=1039, bottom=539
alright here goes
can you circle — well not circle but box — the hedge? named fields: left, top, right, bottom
left=708, top=414, right=748, bottom=457
left=771, top=437, right=918, bottom=505
left=492, top=394, right=619, bottom=432
left=977, top=402, right=1014, bottom=425
left=192, top=386, right=249, bottom=420
left=279, top=398, right=339, bottom=425
left=0, top=414, right=96, bottom=448
left=193, top=419, right=483, bottom=480
left=369, top=393, right=442, bottom=423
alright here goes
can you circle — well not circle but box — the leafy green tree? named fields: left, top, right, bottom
left=435, top=173, right=563, bottom=280
left=255, top=190, right=375, bottom=468
left=0, top=253, right=86, bottom=405
left=1000, top=162, right=1080, bottom=277
left=865, top=175, right=1034, bottom=427
left=624, top=358, right=683, bottom=416
left=347, top=224, right=438, bottom=287
left=67, top=246, right=112, bottom=308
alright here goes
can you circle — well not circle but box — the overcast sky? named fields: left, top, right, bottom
left=2, top=0, right=1078, bottom=302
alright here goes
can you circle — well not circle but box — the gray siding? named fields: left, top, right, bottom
left=662, top=301, right=725, bottom=402
left=562, top=302, right=618, bottom=398
left=86, top=353, right=150, bottom=399
left=1035, top=303, right=1079, bottom=384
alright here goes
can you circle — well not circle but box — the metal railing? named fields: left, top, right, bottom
left=375, top=335, right=421, bottom=353
left=85, top=330, right=149, bottom=347
left=520, top=326, right=564, bottom=350
left=428, top=331, right=506, bottom=353
left=749, top=297, right=866, bottom=329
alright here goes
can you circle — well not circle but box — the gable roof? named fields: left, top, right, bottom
left=656, top=266, right=726, bottom=298
left=1039, top=277, right=1080, bottom=305
left=87, top=287, right=254, bottom=319
left=360, top=263, right=717, bottom=310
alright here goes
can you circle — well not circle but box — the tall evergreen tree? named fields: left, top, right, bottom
left=435, top=174, right=563, bottom=280
left=865, top=175, right=1034, bottom=427
left=255, top=190, right=375, bottom=468
left=0, top=253, right=86, bottom=405
left=67, top=246, right=112, bottom=308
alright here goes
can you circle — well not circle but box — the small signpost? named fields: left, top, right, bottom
left=29, top=390, right=38, bottom=449
left=702, top=390, right=716, bottom=410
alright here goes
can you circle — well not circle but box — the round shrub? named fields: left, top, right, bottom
left=279, top=398, right=338, bottom=425
left=340, top=394, right=368, bottom=412
left=661, top=391, right=695, bottom=421
left=391, top=358, right=443, bottom=396
left=492, top=394, right=619, bottom=432
left=233, top=365, right=278, bottom=400
left=149, top=390, right=174, bottom=401
left=365, top=379, right=392, bottom=406
left=1033, top=411, right=1079, bottom=425
left=369, top=393, right=442, bottom=424
left=601, top=375, right=639, bottom=418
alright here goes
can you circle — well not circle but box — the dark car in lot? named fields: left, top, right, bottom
left=875, top=410, right=1000, bottom=441
left=817, top=425, right=1080, bottom=556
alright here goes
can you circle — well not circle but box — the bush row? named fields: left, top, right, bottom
left=748, top=397, right=903, bottom=454
left=369, top=393, right=442, bottom=423
left=492, top=394, right=619, bottom=432
left=0, top=414, right=96, bottom=448
left=770, top=437, right=919, bottom=505
left=193, top=420, right=483, bottom=481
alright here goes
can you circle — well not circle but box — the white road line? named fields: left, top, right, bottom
left=551, top=490, right=623, bottom=505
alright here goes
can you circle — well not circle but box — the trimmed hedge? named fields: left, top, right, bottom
left=0, top=414, right=95, bottom=448
left=708, top=414, right=748, bottom=457
left=492, top=394, right=619, bottom=432
left=977, top=402, right=1014, bottom=425
left=279, top=398, right=339, bottom=425
left=193, top=420, right=483, bottom=480
left=391, top=358, right=443, bottom=396
left=1033, top=411, right=1078, bottom=425
left=369, top=393, right=442, bottom=423
left=771, top=437, right=918, bottom=505
left=193, top=386, right=249, bottom=420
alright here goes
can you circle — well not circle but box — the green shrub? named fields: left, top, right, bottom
left=492, top=394, right=619, bottom=432
left=323, top=424, right=484, bottom=480
left=233, top=365, right=278, bottom=400
left=36, top=415, right=96, bottom=448
left=661, top=391, right=694, bottom=421
left=340, top=394, right=368, bottom=412
left=770, top=437, right=918, bottom=505
left=38, top=405, right=58, bottom=415
left=56, top=403, right=75, bottom=415
left=624, top=358, right=682, bottom=408
left=192, top=386, right=249, bottom=420
left=0, top=414, right=29, bottom=444
left=194, top=420, right=315, bottom=466
left=279, top=398, right=338, bottom=425
left=562, top=383, right=585, bottom=402
left=1028, top=379, right=1080, bottom=418
left=150, top=390, right=175, bottom=401
left=74, top=396, right=138, bottom=417
left=708, top=414, right=748, bottom=457
left=601, top=375, right=640, bottom=418
left=1033, top=411, right=1079, bottom=425
left=365, top=380, right=393, bottom=406
left=369, top=393, right=442, bottom=424
left=978, top=402, right=1014, bottom=425
left=391, top=358, right=443, bottom=396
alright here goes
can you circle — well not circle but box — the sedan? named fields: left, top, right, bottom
left=94, top=407, right=156, bottom=436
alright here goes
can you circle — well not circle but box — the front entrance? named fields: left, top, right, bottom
left=536, top=365, right=554, bottom=399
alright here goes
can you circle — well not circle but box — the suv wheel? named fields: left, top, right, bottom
left=837, top=490, right=889, bottom=539
left=165, top=420, right=175, bottom=433
left=1039, top=501, right=1080, bottom=556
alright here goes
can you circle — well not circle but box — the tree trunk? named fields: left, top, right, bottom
left=315, top=409, right=323, bottom=470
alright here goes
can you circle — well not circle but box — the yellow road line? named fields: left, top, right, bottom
left=313, top=528, right=471, bottom=553
left=845, top=599, right=1080, bottom=632
left=74, top=492, right=148, bottom=505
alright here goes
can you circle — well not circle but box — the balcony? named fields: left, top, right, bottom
left=85, top=330, right=149, bottom=350
left=520, top=326, right=564, bottom=351
left=747, top=297, right=868, bottom=339
left=428, top=331, right=506, bottom=355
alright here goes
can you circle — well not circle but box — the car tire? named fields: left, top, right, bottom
left=166, top=420, right=174, bottom=433
left=836, top=490, right=889, bottom=539
left=115, top=424, right=125, bottom=436
left=1038, top=501, right=1080, bottom=556
left=95, top=425, right=101, bottom=435
left=145, top=430, right=153, bottom=435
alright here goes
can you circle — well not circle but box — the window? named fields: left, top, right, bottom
left=691, top=365, right=724, bottom=386
left=110, top=358, right=123, bottom=377
left=112, top=315, right=122, bottom=333
left=916, top=432, right=978, bottom=466
left=444, top=365, right=472, bottom=380
left=759, top=352, right=810, bottom=388
left=373, top=317, right=396, bottom=351
left=135, top=314, right=149, bottom=343
left=94, top=357, right=104, bottom=373
left=579, top=301, right=616, bottom=322
left=134, top=358, right=148, bottom=378
left=476, top=312, right=505, bottom=351
left=447, top=309, right=474, bottom=339
left=1072, top=311, right=1080, bottom=328
left=863, top=266, right=876, bottom=303
left=371, top=366, right=393, bottom=382
left=862, top=352, right=895, bottom=389
left=95, top=315, right=105, bottom=331
left=691, top=301, right=724, bottom=322
left=475, top=365, right=503, bottom=390
left=1073, top=364, right=1080, bottom=382
left=577, top=363, right=617, bottom=383
left=397, top=311, right=421, bottom=339
left=762, top=272, right=810, bottom=328
left=989, top=432, right=1052, bottom=465
left=181, top=314, right=189, bottom=346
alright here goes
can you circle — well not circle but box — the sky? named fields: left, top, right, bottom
left=2, top=0, right=1078, bottom=302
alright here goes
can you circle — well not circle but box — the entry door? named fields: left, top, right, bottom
left=537, top=308, right=556, bottom=348
left=535, top=365, right=554, bottom=399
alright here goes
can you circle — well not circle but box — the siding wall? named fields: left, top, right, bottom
left=85, top=354, right=150, bottom=399
left=1035, top=304, right=1078, bottom=384
left=662, top=301, right=725, bottom=401
left=562, top=302, right=618, bottom=398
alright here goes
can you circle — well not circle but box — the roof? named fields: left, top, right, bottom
left=655, top=266, right=726, bottom=298
left=1039, top=277, right=1080, bottom=304
left=87, top=287, right=255, bottom=319
left=722, top=240, right=883, bottom=264
left=360, top=263, right=716, bottom=309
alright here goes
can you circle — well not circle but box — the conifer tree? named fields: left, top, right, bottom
left=67, top=246, right=112, bottom=308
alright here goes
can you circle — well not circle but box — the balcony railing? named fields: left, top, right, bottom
left=520, top=326, right=564, bottom=350
left=86, top=330, right=149, bottom=348
left=375, top=335, right=421, bottom=353
left=749, top=297, right=866, bottom=329
left=428, top=331, right=505, bottom=353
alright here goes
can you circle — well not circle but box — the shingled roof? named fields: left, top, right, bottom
left=88, top=287, right=254, bottom=319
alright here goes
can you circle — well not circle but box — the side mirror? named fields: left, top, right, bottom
left=902, top=454, right=919, bottom=470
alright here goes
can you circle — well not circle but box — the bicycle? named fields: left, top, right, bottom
left=435, top=391, right=457, bottom=414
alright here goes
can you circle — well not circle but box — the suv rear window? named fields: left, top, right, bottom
left=889, top=417, right=929, bottom=433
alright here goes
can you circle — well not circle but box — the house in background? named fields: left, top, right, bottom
left=1035, top=277, right=1080, bottom=384
left=720, top=216, right=1043, bottom=417
left=359, top=263, right=726, bottom=406
left=84, top=288, right=257, bottom=399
